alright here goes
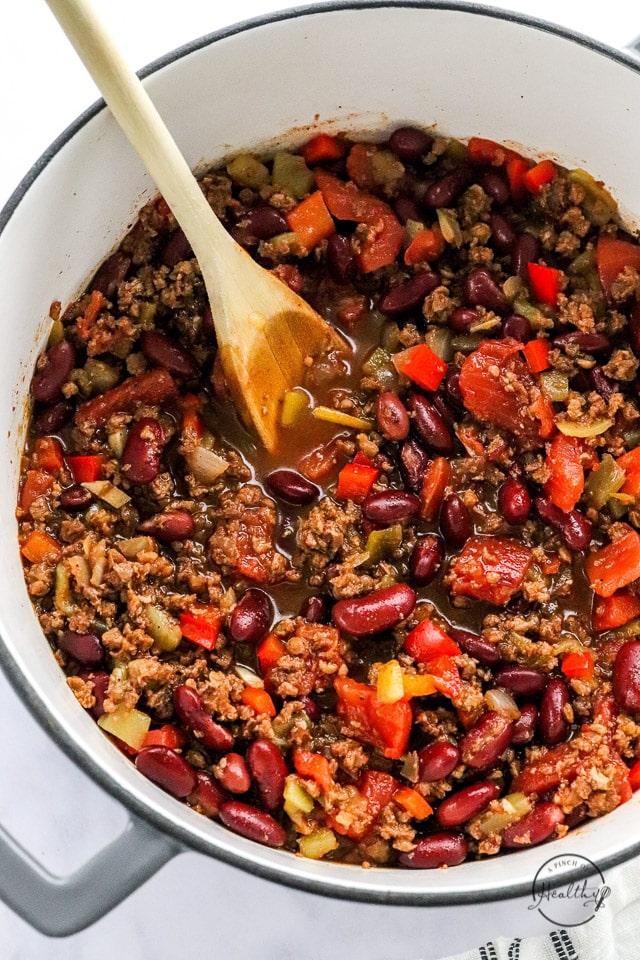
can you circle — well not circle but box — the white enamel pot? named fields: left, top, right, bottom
left=1, top=1, right=640, bottom=937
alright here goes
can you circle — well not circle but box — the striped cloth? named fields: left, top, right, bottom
left=436, top=856, right=640, bottom=960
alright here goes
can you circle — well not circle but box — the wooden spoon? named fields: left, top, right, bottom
left=44, top=0, right=345, bottom=451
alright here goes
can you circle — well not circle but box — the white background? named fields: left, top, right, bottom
left=0, top=2, right=639, bottom=958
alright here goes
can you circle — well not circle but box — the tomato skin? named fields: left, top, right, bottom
left=448, top=535, right=532, bottom=606
left=459, top=338, right=554, bottom=446
left=596, top=235, right=640, bottom=302
left=592, top=590, right=640, bottom=632
left=545, top=434, right=584, bottom=512
left=334, top=677, right=412, bottom=760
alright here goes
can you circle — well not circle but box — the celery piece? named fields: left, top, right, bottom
left=609, top=497, right=630, bottom=520
left=540, top=370, right=570, bottom=402
left=362, top=347, right=392, bottom=375
left=226, top=154, right=270, bottom=189
left=283, top=776, right=315, bottom=814
left=280, top=388, right=310, bottom=427
left=364, top=524, right=403, bottom=566
left=477, top=793, right=532, bottom=837
left=555, top=418, right=613, bottom=438
left=569, top=169, right=617, bottom=226
left=612, top=618, right=640, bottom=639
left=424, top=326, right=453, bottom=362
left=298, top=828, right=339, bottom=860
left=312, top=406, right=372, bottom=430
left=584, top=454, right=626, bottom=509
left=146, top=604, right=182, bottom=652
left=371, top=149, right=405, bottom=189
left=272, top=152, right=315, bottom=199
left=376, top=660, right=405, bottom=704
left=450, top=334, right=482, bottom=354
left=98, top=704, right=151, bottom=751
left=84, top=359, right=121, bottom=395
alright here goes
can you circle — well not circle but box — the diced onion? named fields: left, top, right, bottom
left=82, top=480, right=131, bottom=508
left=556, top=418, right=613, bottom=438
left=186, top=446, right=229, bottom=484
left=234, top=664, right=264, bottom=688
left=376, top=660, right=405, bottom=704
left=436, top=208, right=462, bottom=247
left=485, top=687, right=521, bottom=720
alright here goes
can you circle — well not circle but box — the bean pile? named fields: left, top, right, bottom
left=17, top=124, right=640, bottom=868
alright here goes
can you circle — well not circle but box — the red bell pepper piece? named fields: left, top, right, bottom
left=66, top=454, right=105, bottom=484
left=524, top=159, right=556, bottom=194
left=596, top=234, right=640, bottom=302
left=300, top=133, right=347, bottom=165
left=20, top=529, right=62, bottom=564
left=592, top=589, right=640, bottom=632
left=544, top=433, right=584, bottom=512
left=293, top=750, right=333, bottom=793
left=256, top=633, right=287, bottom=674
left=506, top=156, right=529, bottom=202
left=523, top=337, right=551, bottom=373
left=240, top=686, right=276, bottom=717
left=393, top=343, right=448, bottom=391
left=286, top=190, right=335, bottom=251
left=394, top=786, right=433, bottom=820
left=448, top=535, right=533, bottom=606
left=20, top=469, right=54, bottom=513
left=330, top=769, right=399, bottom=839
left=179, top=606, right=222, bottom=650
left=561, top=651, right=594, bottom=681
left=427, top=655, right=462, bottom=699
left=345, top=142, right=379, bottom=190
left=466, top=137, right=521, bottom=166
left=77, top=289, right=106, bottom=339
left=334, top=676, right=412, bottom=760
left=142, top=724, right=185, bottom=750
left=617, top=446, right=640, bottom=498
left=629, top=758, right=640, bottom=792
left=315, top=169, right=403, bottom=273
left=404, top=226, right=445, bottom=265
left=419, top=456, right=451, bottom=521
left=33, top=437, right=64, bottom=472
left=459, top=338, right=555, bottom=444
left=335, top=461, right=379, bottom=502
left=403, top=619, right=461, bottom=662
left=527, top=262, right=562, bottom=307
left=585, top=528, right=640, bottom=597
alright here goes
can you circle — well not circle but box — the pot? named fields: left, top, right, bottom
left=1, top=1, right=640, bottom=936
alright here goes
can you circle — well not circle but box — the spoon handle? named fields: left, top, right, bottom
left=44, top=0, right=229, bottom=267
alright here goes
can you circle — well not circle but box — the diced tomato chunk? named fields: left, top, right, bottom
left=585, top=529, right=640, bottom=597
left=403, top=619, right=461, bottom=662
left=592, top=589, right=640, bottom=632
left=334, top=676, right=412, bottom=760
left=448, top=535, right=532, bottom=606
left=179, top=606, right=222, bottom=650
left=544, top=434, right=584, bottom=512
left=596, top=235, right=640, bottom=302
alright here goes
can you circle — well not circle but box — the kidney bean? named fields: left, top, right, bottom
left=587, top=366, right=616, bottom=401
left=121, top=417, right=166, bottom=484
left=247, top=739, right=289, bottom=811
left=488, top=212, right=516, bottom=251
left=161, top=228, right=193, bottom=267
left=332, top=583, right=416, bottom=637
left=418, top=741, right=461, bottom=782
left=376, top=392, right=410, bottom=441
left=299, top=594, right=330, bottom=623
left=33, top=399, right=74, bottom=436
left=188, top=770, right=227, bottom=818
left=298, top=695, right=321, bottom=722
left=91, top=251, right=131, bottom=297
left=494, top=666, right=547, bottom=696
left=629, top=301, right=640, bottom=357
left=564, top=803, right=589, bottom=829
left=31, top=340, right=76, bottom=403
left=502, top=802, right=565, bottom=848
left=266, top=468, right=319, bottom=505
left=229, top=589, right=272, bottom=644
left=437, top=780, right=501, bottom=827
left=460, top=711, right=514, bottom=770
left=140, top=330, right=198, bottom=377
left=533, top=496, right=592, bottom=551
left=408, top=393, right=453, bottom=453
left=138, top=509, right=195, bottom=543
left=553, top=332, right=612, bottom=354
left=464, top=268, right=509, bottom=315
left=511, top=703, right=539, bottom=745
left=613, top=640, right=640, bottom=713
left=449, top=627, right=500, bottom=665
left=173, top=685, right=235, bottom=752
left=379, top=271, right=439, bottom=315
left=431, top=393, right=456, bottom=431
left=76, top=369, right=177, bottom=431
left=363, top=489, right=421, bottom=523
left=409, top=535, right=444, bottom=587
left=481, top=173, right=510, bottom=206
left=79, top=669, right=109, bottom=718
left=135, top=746, right=198, bottom=798
left=449, top=307, right=480, bottom=333
left=539, top=678, right=571, bottom=746
left=58, top=630, right=104, bottom=666
left=59, top=484, right=93, bottom=512
left=393, top=196, right=421, bottom=224
left=498, top=477, right=531, bottom=525
left=389, top=126, right=433, bottom=162
left=398, top=832, right=468, bottom=868
left=219, top=800, right=287, bottom=848
left=246, top=205, right=289, bottom=239
left=216, top=753, right=251, bottom=794
left=502, top=314, right=533, bottom=343
left=445, top=370, right=463, bottom=408
left=424, top=167, right=469, bottom=208
left=326, top=232, right=356, bottom=283
left=512, top=232, right=540, bottom=280
left=399, top=439, right=431, bottom=493
left=440, top=493, right=473, bottom=549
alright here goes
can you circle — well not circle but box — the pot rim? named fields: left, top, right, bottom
left=3, top=0, right=640, bottom=907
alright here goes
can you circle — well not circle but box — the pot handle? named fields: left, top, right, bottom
left=0, top=813, right=180, bottom=936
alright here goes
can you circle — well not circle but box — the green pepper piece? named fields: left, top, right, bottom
left=272, top=152, right=315, bottom=199
left=363, top=524, right=403, bottom=566
left=584, top=454, right=626, bottom=509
